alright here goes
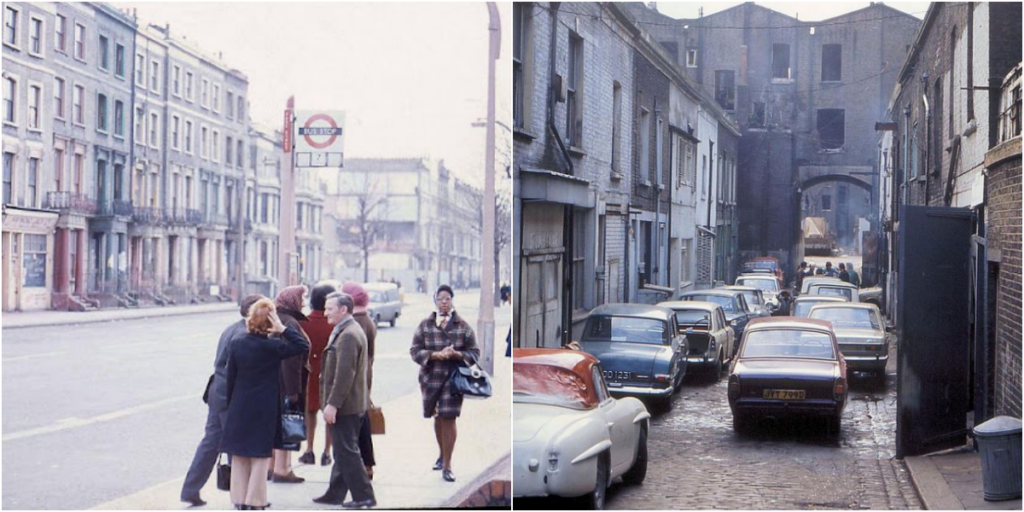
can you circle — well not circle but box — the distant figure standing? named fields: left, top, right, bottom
left=271, top=285, right=310, bottom=483
left=299, top=283, right=337, bottom=468
left=181, top=294, right=264, bottom=507
left=838, top=263, right=850, bottom=283
left=847, top=265, right=862, bottom=287
left=221, top=299, right=309, bottom=510
left=824, top=261, right=838, bottom=277
left=794, top=262, right=809, bottom=292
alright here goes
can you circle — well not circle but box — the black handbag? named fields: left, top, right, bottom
left=202, top=374, right=215, bottom=404
left=281, top=397, right=306, bottom=445
left=450, top=362, right=492, bottom=399
left=216, top=454, right=231, bottom=491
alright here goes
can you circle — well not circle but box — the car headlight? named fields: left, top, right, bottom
left=548, top=452, right=559, bottom=472
left=728, top=375, right=740, bottom=400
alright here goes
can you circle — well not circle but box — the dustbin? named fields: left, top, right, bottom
left=973, top=416, right=1022, bottom=501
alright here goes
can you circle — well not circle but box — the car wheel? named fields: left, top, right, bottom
left=873, top=369, right=887, bottom=387
left=375, top=314, right=381, bottom=325
left=389, top=317, right=396, bottom=327
left=622, top=427, right=648, bottom=485
left=733, top=411, right=749, bottom=434
left=582, top=452, right=610, bottom=510
left=828, top=414, right=842, bottom=437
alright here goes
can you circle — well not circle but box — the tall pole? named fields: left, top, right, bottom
left=279, top=96, right=297, bottom=287
left=478, top=2, right=500, bottom=375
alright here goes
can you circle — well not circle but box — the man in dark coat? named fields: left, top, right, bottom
left=313, top=292, right=375, bottom=508
left=181, top=294, right=264, bottom=507
left=343, top=282, right=377, bottom=480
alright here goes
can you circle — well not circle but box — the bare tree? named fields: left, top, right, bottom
left=336, top=173, right=388, bottom=283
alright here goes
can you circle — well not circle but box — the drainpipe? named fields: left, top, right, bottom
left=654, top=102, right=662, bottom=286
left=921, top=92, right=930, bottom=203
left=902, top=106, right=910, bottom=207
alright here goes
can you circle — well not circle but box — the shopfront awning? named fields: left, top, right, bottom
left=519, top=167, right=594, bottom=208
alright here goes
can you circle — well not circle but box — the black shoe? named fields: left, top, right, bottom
left=342, top=499, right=377, bottom=509
left=443, top=469, right=456, bottom=482
left=313, top=495, right=344, bottom=505
left=432, top=457, right=443, bottom=471
left=271, top=471, right=305, bottom=483
left=298, top=451, right=315, bottom=465
left=182, top=496, right=206, bottom=507
left=321, top=452, right=332, bottom=466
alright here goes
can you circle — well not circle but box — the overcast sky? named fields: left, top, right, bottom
left=655, top=1, right=929, bottom=22
left=119, top=2, right=511, bottom=187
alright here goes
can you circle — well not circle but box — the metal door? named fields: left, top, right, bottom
left=896, top=205, right=974, bottom=458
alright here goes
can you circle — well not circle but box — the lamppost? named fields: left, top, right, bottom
left=476, top=2, right=500, bottom=376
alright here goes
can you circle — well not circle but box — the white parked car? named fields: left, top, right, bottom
left=735, top=274, right=782, bottom=311
left=513, top=348, right=650, bottom=509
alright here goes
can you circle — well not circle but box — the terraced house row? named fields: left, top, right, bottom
left=2, top=2, right=323, bottom=312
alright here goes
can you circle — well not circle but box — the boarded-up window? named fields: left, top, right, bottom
left=715, top=70, right=735, bottom=111
left=772, top=44, right=791, bottom=79
left=816, top=109, right=845, bottom=149
left=821, top=44, right=842, bottom=82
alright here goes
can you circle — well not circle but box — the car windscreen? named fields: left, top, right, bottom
left=738, top=290, right=762, bottom=306
left=683, top=295, right=735, bottom=312
left=674, top=310, right=711, bottom=330
left=741, top=329, right=835, bottom=359
left=738, top=278, right=778, bottom=293
left=809, top=308, right=880, bottom=330
left=793, top=301, right=831, bottom=317
left=581, top=316, right=668, bottom=345
left=812, top=286, right=853, bottom=300
left=370, top=292, right=388, bottom=303
left=513, top=364, right=594, bottom=409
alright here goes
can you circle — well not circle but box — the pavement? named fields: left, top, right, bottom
left=1, top=301, right=238, bottom=329
left=3, top=297, right=512, bottom=510
left=906, top=443, right=1022, bottom=510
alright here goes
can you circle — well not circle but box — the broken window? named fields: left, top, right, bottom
left=715, top=70, right=735, bottom=111
left=816, top=109, right=845, bottom=149
left=772, top=44, right=791, bottom=79
left=751, top=101, right=766, bottom=127
left=821, top=44, right=842, bottom=82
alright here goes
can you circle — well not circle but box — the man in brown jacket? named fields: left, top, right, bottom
left=313, top=292, right=375, bottom=508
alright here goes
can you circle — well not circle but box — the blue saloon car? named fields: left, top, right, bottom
left=578, top=304, right=688, bottom=405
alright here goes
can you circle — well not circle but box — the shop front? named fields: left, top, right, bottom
left=2, top=206, right=60, bottom=312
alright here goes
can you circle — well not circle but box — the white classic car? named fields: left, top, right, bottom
left=513, top=348, right=651, bottom=509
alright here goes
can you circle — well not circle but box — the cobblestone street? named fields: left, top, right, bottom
left=604, top=342, right=922, bottom=510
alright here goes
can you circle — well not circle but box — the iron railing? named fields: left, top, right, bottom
left=43, top=191, right=97, bottom=215
left=164, top=207, right=204, bottom=225
left=133, top=206, right=163, bottom=225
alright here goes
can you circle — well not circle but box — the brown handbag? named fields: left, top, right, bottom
left=368, top=404, right=385, bottom=435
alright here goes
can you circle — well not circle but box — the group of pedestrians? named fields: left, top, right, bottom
left=795, top=260, right=861, bottom=289
left=180, top=283, right=480, bottom=510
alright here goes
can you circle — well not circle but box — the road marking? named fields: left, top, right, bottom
left=2, top=394, right=198, bottom=442
left=2, top=351, right=67, bottom=362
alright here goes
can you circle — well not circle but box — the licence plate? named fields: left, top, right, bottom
left=604, top=370, right=631, bottom=382
left=764, top=389, right=806, bottom=400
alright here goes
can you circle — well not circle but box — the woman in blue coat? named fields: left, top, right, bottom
left=221, top=298, right=310, bottom=510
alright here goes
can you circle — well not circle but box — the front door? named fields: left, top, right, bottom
left=523, top=254, right=562, bottom=348
left=896, top=205, right=974, bottom=458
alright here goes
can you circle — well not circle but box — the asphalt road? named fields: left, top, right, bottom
left=1, top=293, right=448, bottom=510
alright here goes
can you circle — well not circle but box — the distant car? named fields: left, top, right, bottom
left=791, top=295, right=849, bottom=317
left=578, top=304, right=688, bottom=404
left=807, top=281, right=860, bottom=302
left=722, top=285, right=772, bottom=317
left=679, top=289, right=754, bottom=349
left=657, top=300, right=735, bottom=380
left=858, top=287, right=882, bottom=307
left=799, top=276, right=842, bottom=295
left=742, top=257, right=785, bottom=287
left=513, top=349, right=650, bottom=509
left=727, top=317, right=848, bottom=435
left=807, top=303, right=889, bottom=381
left=364, top=282, right=402, bottom=327
left=735, top=274, right=782, bottom=310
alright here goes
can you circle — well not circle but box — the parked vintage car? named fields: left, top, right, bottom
left=656, top=300, right=735, bottom=380
left=791, top=295, right=849, bottom=317
left=807, top=303, right=889, bottom=381
left=722, top=285, right=771, bottom=317
left=578, top=304, right=688, bottom=404
left=727, top=317, right=848, bottom=435
left=807, top=281, right=860, bottom=302
left=364, top=282, right=402, bottom=327
left=742, top=256, right=785, bottom=288
left=735, top=274, right=783, bottom=310
left=513, top=348, right=650, bottom=509
left=678, top=289, right=754, bottom=349
left=858, top=286, right=882, bottom=307
left=799, top=276, right=842, bottom=295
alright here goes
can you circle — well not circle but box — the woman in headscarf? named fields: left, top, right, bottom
left=269, top=285, right=310, bottom=483
left=409, top=285, right=480, bottom=483
left=222, top=298, right=309, bottom=510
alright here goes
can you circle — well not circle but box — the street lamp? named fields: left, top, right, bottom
left=475, top=2, right=500, bottom=376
